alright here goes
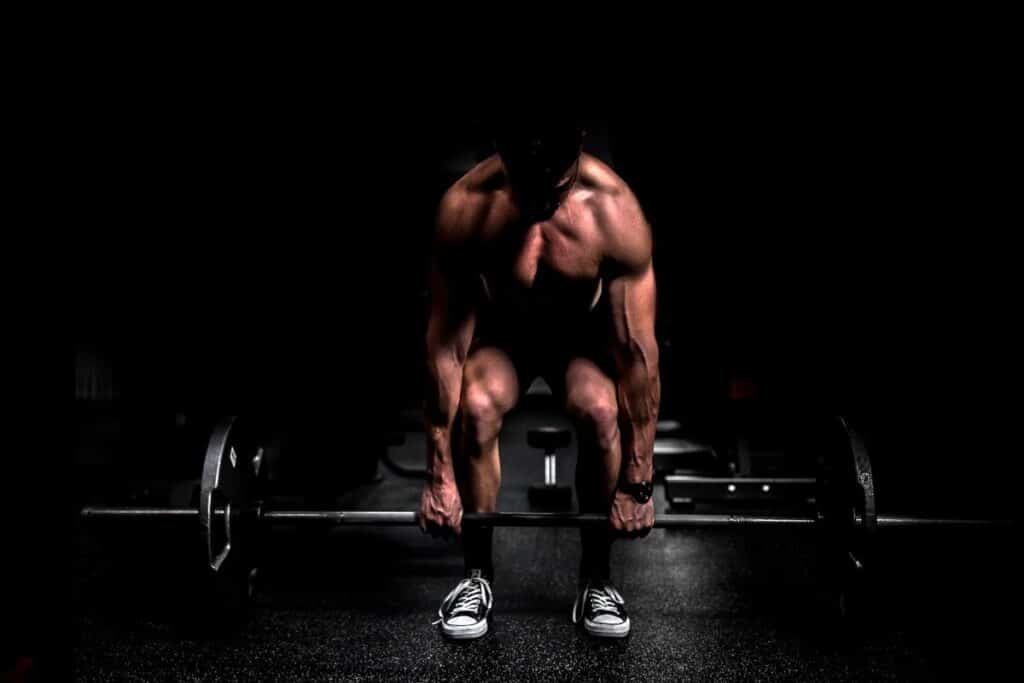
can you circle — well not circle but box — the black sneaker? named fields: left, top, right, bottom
left=435, top=570, right=493, bottom=639
left=572, top=579, right=630, bottom=638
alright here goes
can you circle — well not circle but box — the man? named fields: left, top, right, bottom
left=420, top=119, right=660, bottom=639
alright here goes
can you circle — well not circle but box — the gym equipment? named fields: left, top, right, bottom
left=78, top=414, right=1013, bottom=622
left=526, top=427, right=574, bottom=509
left=655, top=419, right=684, bottom=438
left=654, top=439, right=724, bottom=477
left=664, top=475, right=816, bottom=508
left=200, top=416, right=263, bottom=611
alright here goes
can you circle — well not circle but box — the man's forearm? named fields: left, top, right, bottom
left=616, top=352, right=661, bottom=483
left=425, top=424, right=457, bottom=485
left=423, top=347, right=465, bottom=485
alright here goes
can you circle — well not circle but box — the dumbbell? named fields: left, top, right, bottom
left=527, top=427, right=574, bottom=509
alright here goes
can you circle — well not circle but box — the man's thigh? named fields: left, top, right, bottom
left=544, top=332, right=618, bottom=408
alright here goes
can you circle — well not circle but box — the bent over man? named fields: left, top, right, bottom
left=420, top=119, right=660, bottom=639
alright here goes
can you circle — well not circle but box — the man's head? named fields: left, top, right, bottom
left=492, top=118, right=583, bottom=219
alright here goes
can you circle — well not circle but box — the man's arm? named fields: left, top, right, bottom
left=424, top=258, right=475, bottom=483
left=609, top=260, right=660, bottom=484
left=605, top=195, right=661, bottom=536
left=419, top=197, right=476, bottom=535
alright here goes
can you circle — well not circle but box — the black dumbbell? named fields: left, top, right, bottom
left=527, top=427, right=574, bottom=510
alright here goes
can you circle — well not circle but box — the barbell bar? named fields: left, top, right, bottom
left=79, top=506, right=1011, bottom=529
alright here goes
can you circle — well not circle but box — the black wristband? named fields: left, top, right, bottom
left=618, top=480, right=653, bottom=504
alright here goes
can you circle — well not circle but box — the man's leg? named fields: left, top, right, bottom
left=563, top=357, right=631, bottom=637
left=455, top=346, right=520, bottom=581
left=563, top=357, right=621, bottom=584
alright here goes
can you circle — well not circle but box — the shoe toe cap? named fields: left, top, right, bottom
left=592, top=614, right=626, bottom=625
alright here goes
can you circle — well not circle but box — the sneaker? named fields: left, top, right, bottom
left=435, top=570, right=493, bottom=639
left=572, top=579, right=630, bottom=638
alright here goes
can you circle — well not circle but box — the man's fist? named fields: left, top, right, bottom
left=609, top=489, right=655, bottom=538
left=418, top=480, right=463, bottom=538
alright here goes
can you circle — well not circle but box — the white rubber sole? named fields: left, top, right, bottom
left=441, top=618, right=489, bottom=640
left=583, top=617, right=631, bottom=638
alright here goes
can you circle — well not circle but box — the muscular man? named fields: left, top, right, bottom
left=420, top=119, right=660, bottom=639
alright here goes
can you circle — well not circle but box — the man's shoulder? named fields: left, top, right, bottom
left=580, top=154, right=628, bottom=196
left=436, top=155, right=506, bottom=246
left=579, top=155, right=652, bottom=271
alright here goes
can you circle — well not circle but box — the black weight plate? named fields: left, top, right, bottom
left=200, top=416, right=263, bottom=615
left=816, top=416, right=877, bottom=620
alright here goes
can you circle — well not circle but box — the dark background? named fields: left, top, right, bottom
left=8, top=63, right=1019, bottom=677
left=69, top=85, right=1017, bottom=517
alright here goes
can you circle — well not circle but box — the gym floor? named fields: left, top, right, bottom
left=72, top=409, right=1018, bottom=681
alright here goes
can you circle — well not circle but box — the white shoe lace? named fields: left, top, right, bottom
left=453, top=582, right=484, bottom=613
left=573, top=582, right=624, bottom=624
left=433, top=577, right=493, bottom=625
left=588, top=588, right=619, bottom=615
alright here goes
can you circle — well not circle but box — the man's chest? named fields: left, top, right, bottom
left=478, top=218, right=605, bottom=316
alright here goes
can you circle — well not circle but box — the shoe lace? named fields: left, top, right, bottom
left=433, top=577, right=492, bottom=625
left=587, top=585, right=620, bottom=615
left=573, top=581, right=623, bottom=624
left=453, top=581, right=484, bottom=613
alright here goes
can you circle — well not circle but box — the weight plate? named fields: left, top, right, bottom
left=199, top=416, right=264, bottom=614
left=816, top=416, right=877, bottom=620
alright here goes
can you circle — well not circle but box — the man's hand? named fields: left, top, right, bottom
left=418, top=479, right=464, bottom=538
left=609, top=489, right=655, bottom=538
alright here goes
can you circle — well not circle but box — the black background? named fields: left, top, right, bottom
left=8, top=55, right=1020, bottom=677
left=69, top=73, right=1017, bottom=514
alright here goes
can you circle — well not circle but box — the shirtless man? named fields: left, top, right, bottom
left=420, top=119, right=660, bottom=639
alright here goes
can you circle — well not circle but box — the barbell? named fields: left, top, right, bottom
left=77, top=415, right=1013, bottom=621
left=80, top=507, right=1001, bottom=528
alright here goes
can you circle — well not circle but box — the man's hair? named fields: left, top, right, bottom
left=491, top=117, right=584, bottom=180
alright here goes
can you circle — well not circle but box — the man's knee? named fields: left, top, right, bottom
left=461, top=379, right=513, bottom=446
left=566, top=387, right=619, bottom=451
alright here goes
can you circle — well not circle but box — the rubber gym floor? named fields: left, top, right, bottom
left=72, top=409, right=1018, bottom=682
